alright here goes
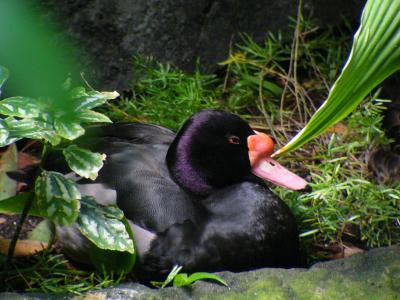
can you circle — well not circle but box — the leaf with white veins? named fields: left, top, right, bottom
left=54, top=118, right=85, bottom=140
left=35, top=171, right=81, bottom=225
left=63, top=144, right=106, bottom=180
left=78, top=196, right=135, bottom=254
left=78, top=110, right=112, bottom=123
left=74, top=91, right=119, bottom=111
left=4, top=117, right=44, bottom=140
left=0, top=97, right=41, bottom=118
left=0, top=120, right=9, bottom=146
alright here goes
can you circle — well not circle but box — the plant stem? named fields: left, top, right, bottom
left=4, top=192, right=35, bottom=269
left=2, top=144, right=50, bottom=274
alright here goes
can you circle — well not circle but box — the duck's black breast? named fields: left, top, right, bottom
left=138, top=181, right=299, bottom=279
left=77, top=123, right=204, bottom=232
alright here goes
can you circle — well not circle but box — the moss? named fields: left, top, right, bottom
left=2, top=245, right=400, bottom=299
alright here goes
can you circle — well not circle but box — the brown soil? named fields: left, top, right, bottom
left=0, top=214, right=43, bottom=240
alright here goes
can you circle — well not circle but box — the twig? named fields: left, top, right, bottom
left=258, top=71, right=280, bottom=145
left=3, top=145, right=49, bottom=275
left=223, top=35, right=235, bottom=93
left=293, top=0, right=304, bottom=123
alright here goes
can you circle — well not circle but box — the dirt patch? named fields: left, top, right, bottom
left=0, top=214, right=43, bottom=240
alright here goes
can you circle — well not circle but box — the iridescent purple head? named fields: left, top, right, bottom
left=166, top=109, right=254, bottom=195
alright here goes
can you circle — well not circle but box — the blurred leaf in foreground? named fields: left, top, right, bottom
left=0, top=1, right=80, bottom=112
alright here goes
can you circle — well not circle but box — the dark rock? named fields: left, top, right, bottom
left=2, top=245, right=399, bottom=299
left=38, top=0, right=365, bottom=91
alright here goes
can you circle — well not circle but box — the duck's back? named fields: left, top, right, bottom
left=52, top=123, right=202, bottom=233
left=81, top=123, right=175, bottom=146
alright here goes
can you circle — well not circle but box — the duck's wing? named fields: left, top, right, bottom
left=43, top=123, right=198, bottom=230
left=40, top=122, right=175, bottom=174
left=79, top=123, right=175, bottom=146
left=92, top=142, right=202, bottom=232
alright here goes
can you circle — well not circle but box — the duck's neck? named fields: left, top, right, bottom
left=166, top=132, right=213, bottom=196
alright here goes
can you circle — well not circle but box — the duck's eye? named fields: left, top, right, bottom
left=228, top=135, right=241, bottom=145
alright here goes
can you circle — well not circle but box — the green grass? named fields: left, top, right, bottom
left=0, top=250, right=126, bottom=294
left=107, top=56, right=221, bottom=130
left=274, top=101, right=400, bottom=262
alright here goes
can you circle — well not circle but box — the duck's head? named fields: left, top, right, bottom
left=166, top=109, right=307, bottom=195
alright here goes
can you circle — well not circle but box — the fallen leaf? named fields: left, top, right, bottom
left=343, top=243, right=364, bottom=257
left=0, top=145, right=18, bottom=200
left=18, top=152, right=40, bottom=169
left=314, top=242, right=365, bottom=260
left=325, top=122, right=348, bottom=135
left=0, top=236, right=48, bottom=257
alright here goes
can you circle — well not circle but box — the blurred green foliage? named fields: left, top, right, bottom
left=0, top=1, right=80, bottom=113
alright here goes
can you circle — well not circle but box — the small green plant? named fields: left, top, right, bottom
left=150, top=265, right=228, bottom=288
left=0, top=66, right=136, bottom=284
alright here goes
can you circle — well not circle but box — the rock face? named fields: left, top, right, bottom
left=2, top=245, right=399, bottom=299
left=40, top=0, right=364, bottom=91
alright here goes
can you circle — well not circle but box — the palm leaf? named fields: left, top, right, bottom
left=274, top=0, right=400, bottom=156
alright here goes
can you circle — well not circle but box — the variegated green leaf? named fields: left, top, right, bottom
left=63, top=144, right=106, bottom=180
left=73, top=91, right=119, bottom=111
left=38, top=111, right=54, bottom=124
left=0, top=117, right=39, bottom=146
left=0, top=136, right=19, bottom=147
left=36, top=113, right=61, bottom=145
left=78, top=196, right=135, bottom=254
left=30, top=121, right=58, bottom=144
left=4, top=117, right=41, bottom=139
left=3, top=117, right=56, bottom=144
left=78, top=110, right=112, bottom=123
left=0, top=120, right=9, bottom=146
left=54, top=118, right=85, bottom=140
left=0, top=66, right=9, bottom=92
left=35, top=171, right=81, bottom=225
left=40, top=130, right=61, bottom=146
left=0, top=96, right=41, bottom=118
